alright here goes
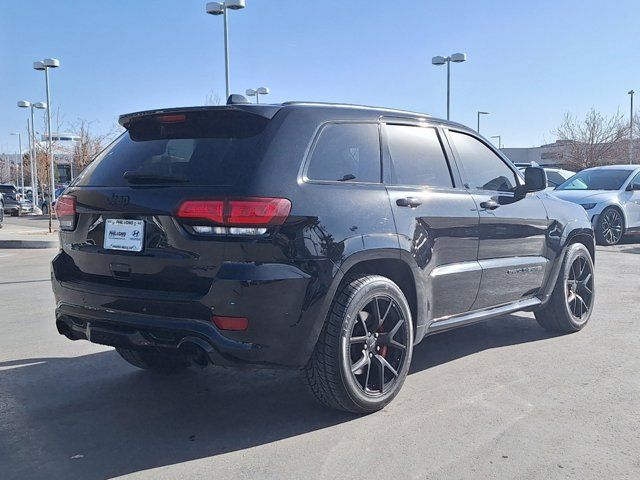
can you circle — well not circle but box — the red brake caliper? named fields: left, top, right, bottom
left=377, top=326, right=388, bottom=358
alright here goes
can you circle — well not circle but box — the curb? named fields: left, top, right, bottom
left=0, top=239, right=59, bottom=249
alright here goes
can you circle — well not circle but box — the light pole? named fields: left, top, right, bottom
left=18, top=100, right=47, bottom=212
left=10, top=132, right=24, bottom=193
left=629, top=89, right=635, bottom=164
left=206, top=0, right=246, bottom=100
left=34, top=58, right=60, bottom=230
left=477, top=111, right=489, bottom=133
left=490, top=135, right=502, bottom=149
left=246, top=87, right=269, bottom=104
left=432, top=52, right=467, bottom=120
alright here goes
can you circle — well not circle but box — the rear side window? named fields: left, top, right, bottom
left=384, top=125, right=453, bottom=188
left=449, top=131, right=517, bottom=192
left=306, top=123, right=380, bottom=183
left=73, top=110, right=271, bottom=187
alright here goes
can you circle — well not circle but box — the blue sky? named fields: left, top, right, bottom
left=1, top=0, right=639, bottom=154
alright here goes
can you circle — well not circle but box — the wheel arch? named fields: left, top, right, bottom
left=332, top=249, right=423, bottom=343
left=539, top=227, right=595, bottom=304
left=567, top=230, right=596, bottom=260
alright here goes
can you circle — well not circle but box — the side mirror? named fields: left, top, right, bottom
left=523, top=166, right=547, bottom=192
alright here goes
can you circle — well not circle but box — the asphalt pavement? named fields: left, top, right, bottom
left=1, top=235, right=639, bottom=479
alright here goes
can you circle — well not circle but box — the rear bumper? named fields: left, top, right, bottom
left=4, top=203, right=19, bottom=213
left=55, top=303, right=252, bottom=367
left=51, top=253, right=333, bottom=367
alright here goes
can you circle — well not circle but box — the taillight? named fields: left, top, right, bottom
left=177, top=197, right=291, bottom=235
left=212, top=315, right=249, bottom=331
left=157, top=114, right=186, bottom=123
left=55, top=195, right=77, bottom=230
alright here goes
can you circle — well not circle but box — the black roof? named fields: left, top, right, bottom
left=119, top=101, right=467, bottom=130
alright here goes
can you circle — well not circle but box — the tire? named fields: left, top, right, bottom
left=116, top=347, right=190, bottom=372
left=535, top=243, right=595, bottom=333
left=304, top=274, right=414, bottom=414
left=595, top=207, right=624, bottom=245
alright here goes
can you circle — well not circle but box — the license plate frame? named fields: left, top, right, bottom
left=103, top=219, right=145, bottom=252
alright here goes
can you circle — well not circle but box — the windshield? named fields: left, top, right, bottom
left=73, top=110, right=272, bottom=187
left=556, top=169, right=631, bottom=191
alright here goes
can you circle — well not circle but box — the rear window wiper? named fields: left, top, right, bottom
left=123, top=171, right=189, bottom=184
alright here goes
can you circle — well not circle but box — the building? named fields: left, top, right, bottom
left=36, top=132, right=80, bottom=184
left=501, top=140, right=575, bottom=168
left=502, top=138, right=640, bottom=170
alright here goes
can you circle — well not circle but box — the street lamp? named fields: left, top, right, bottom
left=17, top=100, right=47, bottom=212
left=9, top=132, right=24, bottom=193
left=629, top=90, right=635, bottom=164
left=206, top=0, right=246, bottom=100
left=490, top=135, right=502, bottom=149
left=246, top=87, right=269, bottom=104
left=34, top=58, right=60, bottom=229
left=477, top=111, right=489, bottom=133
left=432, top=52, right=467, bottom=120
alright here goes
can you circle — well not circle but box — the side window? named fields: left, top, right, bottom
left=306, top=123, right=380, bottom=183
left=546, top=171, right=565, bottom=187
left=384, top=125, right=453, bottom=188
left=449, top=131, right=517, bottom=192
left=630, top=172, right=640, bottom=190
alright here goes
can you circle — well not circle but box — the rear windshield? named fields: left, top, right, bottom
left=73, top=110, right=271, bottom=187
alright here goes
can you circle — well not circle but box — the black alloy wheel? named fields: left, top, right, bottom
left=565, top=254, right=594, bottom=323
left=304, top=275, right=414, bottom=413
left=346, top=295, right=410, bottom=396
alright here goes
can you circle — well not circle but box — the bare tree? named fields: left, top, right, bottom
left=553, top=108, right=630, bottom=170
left=70, top=119, right=121, bottom=173
left=33, top=106, right=66, bottom=196
left=205, top=90, right=222, bottom=106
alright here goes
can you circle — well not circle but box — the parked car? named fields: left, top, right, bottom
left=0, top=184, right=30, bottom=216
left=52, top=100, right=596, bottom=413
left=41, top=187, right=67, bottom=214
left=516, top=165, right=575, bottom=190
left=544, top=168, right=575, bottom=188
left=552, top=165, right=640, bottom=245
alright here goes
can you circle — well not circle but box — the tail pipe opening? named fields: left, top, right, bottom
left=178, top=336, right=214, bottom=368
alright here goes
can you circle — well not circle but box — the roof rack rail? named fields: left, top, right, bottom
left=281, top=101, right=432, bottom=118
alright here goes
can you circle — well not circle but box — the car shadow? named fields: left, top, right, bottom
left=0, top=313, right=557, bottom=480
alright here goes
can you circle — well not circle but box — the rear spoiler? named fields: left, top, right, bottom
left=118, top=105, right=282, bottom=128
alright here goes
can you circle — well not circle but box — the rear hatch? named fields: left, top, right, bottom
left=0, top=185, right=19, bottom=206
left=56, top=107, right=284, bottom=302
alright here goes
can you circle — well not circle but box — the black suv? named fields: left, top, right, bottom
left=52, top=101, right=595, bottom=413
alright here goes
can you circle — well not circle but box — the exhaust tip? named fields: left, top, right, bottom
left=56, top=317, right=77, bottom=340
left=178, top=337, right=213, bottom=368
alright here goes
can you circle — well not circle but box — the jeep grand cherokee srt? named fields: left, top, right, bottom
left=52, top=99, right=595, bottom=413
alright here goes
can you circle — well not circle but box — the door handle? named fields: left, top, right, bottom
left=396, top=197, right=422, bottom=208
left=480, top=199, right=500, bottom=210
